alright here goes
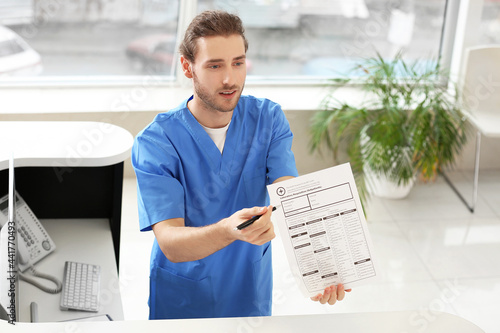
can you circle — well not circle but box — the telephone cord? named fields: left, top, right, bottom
left=19, top=265, right=63, bottom=294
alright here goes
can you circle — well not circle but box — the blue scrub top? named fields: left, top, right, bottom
left=132, top=95, right=298, bottom=319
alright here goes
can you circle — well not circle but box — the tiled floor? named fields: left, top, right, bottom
left=119, top=170, right=500, bottom=332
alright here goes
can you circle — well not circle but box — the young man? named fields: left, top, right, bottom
left=132, top=10, right=349, bottom=320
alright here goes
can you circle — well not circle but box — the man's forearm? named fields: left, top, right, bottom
left=274, top=175, right=295, bottom=183
left=152, top=218, right=234, bottom=263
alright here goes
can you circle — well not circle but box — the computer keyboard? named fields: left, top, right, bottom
left=60, top=261, right=101, bottom=312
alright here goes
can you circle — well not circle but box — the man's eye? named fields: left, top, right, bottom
left=210, top=65, right=219, bottom=69
left=234, top=62, right=244, bottom=66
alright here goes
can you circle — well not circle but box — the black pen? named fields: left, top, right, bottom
left=234, top=205, right=281, bottom=231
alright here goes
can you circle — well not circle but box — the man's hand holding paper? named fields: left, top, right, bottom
left=310, top=283, right=352, bottom=305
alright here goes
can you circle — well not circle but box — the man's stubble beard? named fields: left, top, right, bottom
left=192, top=70, right=244, bottom=113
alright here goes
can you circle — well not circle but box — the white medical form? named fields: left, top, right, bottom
left=268, top=163, right=379, bottom=297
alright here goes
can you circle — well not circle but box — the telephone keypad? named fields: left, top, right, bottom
left=0, top=191, right=57, bottom=272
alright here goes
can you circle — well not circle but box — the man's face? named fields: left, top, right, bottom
left=188, top=34, right=247, bottom=114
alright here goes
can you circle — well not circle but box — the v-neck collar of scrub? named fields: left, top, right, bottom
left=182, top=96, right=240, bottom=176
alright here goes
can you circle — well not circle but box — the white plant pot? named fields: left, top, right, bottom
left=364, top=166, right=414, bottom=199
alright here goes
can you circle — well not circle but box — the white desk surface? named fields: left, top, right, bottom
left=0, top=121, right=133, bottom=170
left=1, top=310, right=485, bottom=332
left=18, top=218, right=123, bottom=323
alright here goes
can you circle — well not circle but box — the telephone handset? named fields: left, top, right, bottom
left=0, top=191, right=56, bottom=272
left=0, top=191, right=61, bottom=294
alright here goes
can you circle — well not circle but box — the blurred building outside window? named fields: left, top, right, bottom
left=0, top=0, right=495, bottom=84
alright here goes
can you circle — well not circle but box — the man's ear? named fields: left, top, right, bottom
left=180, top=56, right=193, bottom=79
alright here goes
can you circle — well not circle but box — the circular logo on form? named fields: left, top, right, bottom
left=276, top=187, right=286, bottom=196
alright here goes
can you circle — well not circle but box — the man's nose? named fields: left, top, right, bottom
left=222, top=67, right=234, bottom=85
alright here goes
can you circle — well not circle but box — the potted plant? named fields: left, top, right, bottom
left=309, top=53, right=470, bottom=206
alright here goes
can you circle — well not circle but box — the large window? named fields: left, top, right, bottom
left=0, top=0, right=451, bottom=82
left=0, top=0, right=180, bottom=78
left=200, top=0, right=448, bottom=78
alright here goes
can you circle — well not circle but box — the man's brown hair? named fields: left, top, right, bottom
left=179, top=10, right=249, bottom=63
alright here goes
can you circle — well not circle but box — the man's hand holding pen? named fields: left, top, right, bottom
left=225, top=205, right=276, bottom=246
left=224, top=205, right=352, bottom=307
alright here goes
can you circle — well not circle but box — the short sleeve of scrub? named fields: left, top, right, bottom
left=132, top=124, right=185, bottom=232
left=266, top=102, right=298, bottom=184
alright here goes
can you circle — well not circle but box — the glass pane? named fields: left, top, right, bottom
left=0, top=0, right=179, bottom=78
left=479, top=0, right=500, bottom=44
left=198, top=0, right=447, bottom=78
